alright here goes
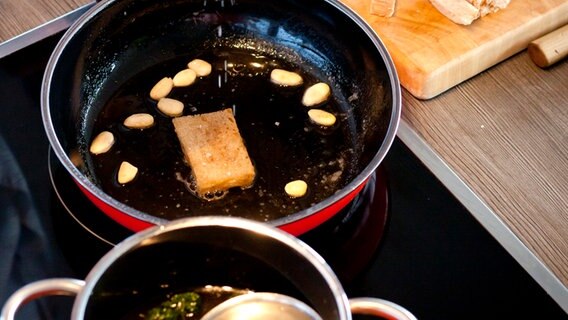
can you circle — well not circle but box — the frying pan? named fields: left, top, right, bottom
left=42, top=0, right=401, bottom=235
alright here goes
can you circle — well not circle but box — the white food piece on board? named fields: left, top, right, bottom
left=89, top=131, right=115, bottom=155
left=157, top=98, right=184, bottom=117
left=429, top=0, right=479, bottom=25
left=124, top=113, right=155, bottom=129
left=173, top=69, right=197, bottom=87
left=270, top=69, right=304, bottom=86
left=467, top=0, right=511, bottom=17
left=188, top=59, right=212, bottom=77
left=150, top=77, right=174, bottom=100
left=118, top=161, right=138, bottom=184
left=285, top=180, right=308, bottom=198
left=370, top=0, right=397, bottom=17
left=429, top=0, right=511, bottom=25
left=302, top=82, right=331, bottom=107
left=308, top=109, right=337, bottom=127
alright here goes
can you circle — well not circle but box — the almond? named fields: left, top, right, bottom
left=308, top=109, right=336, bottom=126
left=302, top=82, right=331, bottom=107
left=270, top=69, right=303, bottom=86
left=89, top=131, right=115, bottom=155
left=124, top=113, right=154, bottom=129
left=117, top=161, right=138, bottom=184
left=157, top=98, right=184, bottom=117
left=150, top=77, right=174, bottom=100
left=188, top=59, right=212, bottom=77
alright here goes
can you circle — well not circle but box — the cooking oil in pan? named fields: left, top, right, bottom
left=88, top=47, right=357, bottom=222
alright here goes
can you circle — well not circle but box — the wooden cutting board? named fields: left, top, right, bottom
left=341, top=0, right=568, bottom=99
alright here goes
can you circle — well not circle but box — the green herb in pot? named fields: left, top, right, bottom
left=145, top=292, right=201, bottom=320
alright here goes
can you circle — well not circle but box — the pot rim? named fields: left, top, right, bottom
left=70, top=216, right=352, bottom=319
left=41, top=0, right=401, bottom=230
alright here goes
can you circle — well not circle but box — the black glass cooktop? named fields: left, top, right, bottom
left=0, top=33, right=566, bottom=320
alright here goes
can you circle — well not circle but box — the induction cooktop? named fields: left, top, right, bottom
left=1, top=32, right=566, bottom=320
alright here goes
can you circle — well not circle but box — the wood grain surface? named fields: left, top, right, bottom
left=342, top=0, right=568, bottom=99
left=0, top=0, right=90, bottom=44
left=401, top=51, right=568, bottom=307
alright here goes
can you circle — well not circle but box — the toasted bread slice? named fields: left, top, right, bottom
left=172, top=109, right=255, bottom=196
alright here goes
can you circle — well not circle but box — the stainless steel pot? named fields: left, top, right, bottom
left=1, top=217, right=416, bottom=320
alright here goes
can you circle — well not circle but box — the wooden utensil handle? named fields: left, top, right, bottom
left=528, top=24, right=568, bottom=68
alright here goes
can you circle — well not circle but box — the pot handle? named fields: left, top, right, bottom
left=349, top=297, right=418, bottom=320
left=0, top=278, right=85, bottom=320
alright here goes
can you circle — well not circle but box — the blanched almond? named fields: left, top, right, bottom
left=89, top=131, right=115, bottom=155
left=117, top=161, right=138, bottom=184
left=157, top=98, right=184, bottom=117
left=285, top=180, right=308, bottom=198
left=173, top=69, right=197, bottom=87
left=270, top=69, right=303, bottom=86
left=308, top=109, right=336, bottom=126
left=187, top=59, right=212, bottom=77
left=124, top=113, right=154, bottom=129
left=302, top=82, right=331, bottom=107
left=150, top=77, right=174, bottom=100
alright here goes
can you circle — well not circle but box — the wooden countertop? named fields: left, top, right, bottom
left=0, top=0, right=91, bottom=58
left=1, top=0, right=567, bottom=314
left=398, top=54, right=568, bottom=312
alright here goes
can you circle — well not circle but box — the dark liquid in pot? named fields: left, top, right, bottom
left=124, top=286, right=251, bottom=320
left=88, top=47, right=357, bottom=222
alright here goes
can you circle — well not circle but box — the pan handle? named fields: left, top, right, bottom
left=350, top=297, right=418, bottom=320
left=0, top=278, right=85, bottom=320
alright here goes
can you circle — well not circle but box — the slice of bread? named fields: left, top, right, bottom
left=172, top=108, right=255, bottom=196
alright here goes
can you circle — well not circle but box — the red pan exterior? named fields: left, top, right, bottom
left=279, top=182, right=367, bottom=235
left=76, top=182, right=155, bottom=232
left=77, top=177, right=367, bottom=235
